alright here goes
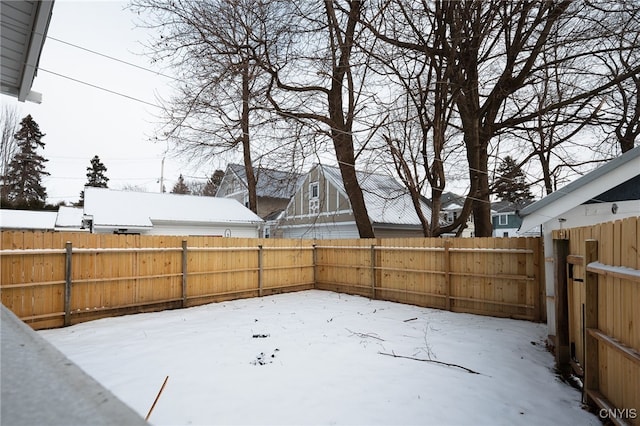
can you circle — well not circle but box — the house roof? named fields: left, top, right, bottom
left=224, top=164, right=304, bottom=199
left=0, top=1, right=54, bottom=102
left=55, top=206, right=83, bottom=228
left=83, top=187, right=263, bottom=230
left=519, top=146, right=640, bottom=231
left=491, top=199, right=534, bottom=215
left=320, top=165, right=432, bottom=225
left=0, top=209, right=57, bottom=230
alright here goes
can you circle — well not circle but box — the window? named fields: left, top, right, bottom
left=310, top=182, right=319, bottom=199
left=264, top=226, right=271, bottom=238
left=499, top=214, right=508, bottom=225
left=309, top=182, right=319, bottom=214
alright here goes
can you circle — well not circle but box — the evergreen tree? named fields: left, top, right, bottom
left=171, top=174, right=190, bottom=194
left=2, top=115, right=49, bottom=209
left=493, top=156, right=533, bottom=204
left=202, top=169, right=225, bottom=196
left=78, top=155, right=109, bottom=206
left=86, top=155, right=109, bottom=187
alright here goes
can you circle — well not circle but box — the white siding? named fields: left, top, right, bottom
left=150, top=223, right=259, bottom=238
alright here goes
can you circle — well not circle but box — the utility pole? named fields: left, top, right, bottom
left=159, top=157, right=165, bottom=192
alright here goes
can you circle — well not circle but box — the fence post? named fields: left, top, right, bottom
left=181, top=240, right=187, bottom=308
left=370, top=244, right=377, bottom=300
left=444, top=239, right=451, bottom=311
left=312, top=243, right=317, bottom=289
left=64, top=241, right=72, bottom=327
left=583, top=239, right=599, bottom=406
left=258, top=245, right=263, bottom=297
left=553, top=238, right=571, bottom=374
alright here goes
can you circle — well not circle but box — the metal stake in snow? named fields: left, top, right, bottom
left=145, top=376, right=169, bottom=422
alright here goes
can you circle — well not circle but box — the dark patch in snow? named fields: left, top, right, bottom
left=252, top=334, right=270, bottom=338
left=251, top=349, right=279, bottom=366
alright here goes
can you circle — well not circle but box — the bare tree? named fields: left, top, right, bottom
left=130, top=0, right=294, bottom=213
left=1, top=105, right=20, bottom=199
left=497, top=36, right=606, bottom=197
left=261, top=1, right=376, bottom=237
left=363, top=2, right=473, bottom=237
left=598, top=2, right=640, bottom=153
left=364, top=0, right=640, bottom=236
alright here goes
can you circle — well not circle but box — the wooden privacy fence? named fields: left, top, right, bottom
left=1, top=231, right=543, bottom=330
left=553, top=217, right=639, bottom=425
left=0, top=232, right=314, bottom=329
left=315, top=237, right=543, bottom=322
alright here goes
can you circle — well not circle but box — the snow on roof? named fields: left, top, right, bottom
left=0, top=209, right=57, bottom=230
left=55, top=206, right=84, bottom=228
left=320, top=165, right=432, bottom=226
left=84, top=188, right=263, bottom=229
left=491, top=200, right=534, bottom=215
left=228, top=164, right=304, bottom=199
left=519, top=146, right=640, bottom=231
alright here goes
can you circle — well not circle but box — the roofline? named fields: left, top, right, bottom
left=316, top=164, right=349, bottom=199
left=19, top=1, right=54, bottom=103
left=519, top=146, right=640, bottom=218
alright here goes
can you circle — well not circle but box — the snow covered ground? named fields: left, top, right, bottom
left=39, top=290, right=598, bottom=425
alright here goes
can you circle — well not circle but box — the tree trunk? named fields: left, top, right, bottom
left=618, top=130, right=637, bottom=154
left=464, top=140, right=492, bottom=237
left=326, top=0, right=374, bottom=238
left=241, top=57, right=258, bottom=214
left=331, top=119, right=374, bottom=238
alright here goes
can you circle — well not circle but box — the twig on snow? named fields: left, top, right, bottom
left=145, top=375, right=169, bottom=421
left=346, top=328, right=385, bottom=341
left=403, top=317, right=418, bottom=322
left=378, top=351, right=480, bottom=375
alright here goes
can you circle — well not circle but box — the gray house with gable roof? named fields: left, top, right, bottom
left=275, top=164, right=432, bottom=239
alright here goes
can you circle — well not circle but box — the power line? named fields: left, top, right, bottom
left=1, top=19, right=175, bottom=80
left=38, top=67, right=161, bottom=109
left=46, top=35, right=178, bottom=81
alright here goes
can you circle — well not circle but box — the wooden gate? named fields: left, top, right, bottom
left=553, top=217, right=640, bottom=425
left=566, top=254, right=586, bottom=376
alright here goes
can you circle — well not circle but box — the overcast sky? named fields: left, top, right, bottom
left=1, top=0, right=221, bottom=205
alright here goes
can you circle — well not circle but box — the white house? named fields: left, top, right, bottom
left=0, top=206, right=87, bottom=232
left=518, top=145, right=640, bottom=341
left=83, top=187, right=263, bottom=237
left=276, top=164, right=432, bottom=239
left=55, top=206, right=85, bottom=231
left=438, top=192, right=475, bottom=237
left=0, top=209, right=58, bottom=231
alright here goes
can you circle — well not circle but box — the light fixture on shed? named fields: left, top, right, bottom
left=611, top=203, right=618, bottom=214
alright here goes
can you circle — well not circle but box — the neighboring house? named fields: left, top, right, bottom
left=275, top=164, right=432, bottom=239
left=491, top=200, right=537, bottom=237
left=438, top=192, right=475, bottom=237
left=0, top=206, right=86, bottom=232
left=216, top=164, right=304, bottom=237
left=83, top=187, right=263, bottom=237
left=55, top=206, right=85, bottom=231
left=518, top=145, right=640, bottom=343
left=1, top=1, right=54, bottom=103
left=0, top=209, right=57, bottom=231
